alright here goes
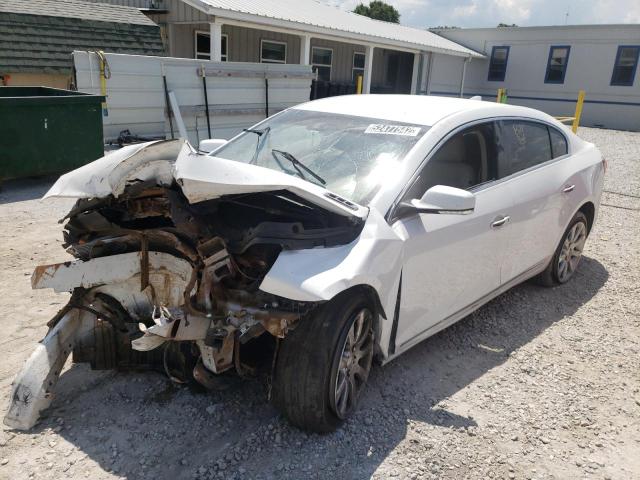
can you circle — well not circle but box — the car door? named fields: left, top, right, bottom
left=496, top=120, right=578, bottom=282
left=390, top=121, right=513, bottom=350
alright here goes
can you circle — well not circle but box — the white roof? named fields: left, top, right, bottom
left=191, top=0, right=482, bottom=58
left=294, top=94, right=554, bottom=127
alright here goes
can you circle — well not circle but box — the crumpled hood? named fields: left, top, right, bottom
left=44, top=140, right=368, bottom=219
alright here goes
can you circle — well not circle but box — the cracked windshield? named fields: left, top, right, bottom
left=213, top=109, right=426, bottom=205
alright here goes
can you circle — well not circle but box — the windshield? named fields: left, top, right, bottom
left=213, top=109, right=426, bottom=205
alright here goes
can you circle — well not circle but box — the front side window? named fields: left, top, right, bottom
left=213, top=109, right=426, bottom=205
left=312, top=47, right=333, bottom=81
left=195, top=32, right=228, bottom=61
left=403, top=122, right=498, bottom=201
left=352, top=52, right=365, bottom=83
left=261, top=40, right=287, bottom=64
left=488, top=46, right=510, bottom=81
left=611, top=45, right=640, bottom=86
left=545, top=46, right=570, bottom=84
left=497, top=120, right=552, bottom=175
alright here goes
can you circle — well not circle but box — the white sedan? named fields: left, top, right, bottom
left=5, top=95, right=604, bottom=433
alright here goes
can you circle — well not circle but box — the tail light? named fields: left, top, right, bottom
left=602, top=157, right=608, bottom=174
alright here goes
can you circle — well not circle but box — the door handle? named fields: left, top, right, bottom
left=491, top=215, right=510, bottom=228
left=562, top=184, right=575, bottom=193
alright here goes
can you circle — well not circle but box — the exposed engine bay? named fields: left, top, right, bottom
left=4, top=140, right=371, bottom=430
left=49, top=182, right=363, bottom=365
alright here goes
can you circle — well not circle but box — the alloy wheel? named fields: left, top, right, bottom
left=332, top=308, right=374, bottom=419
left=557, top=221, right=587, bottom=282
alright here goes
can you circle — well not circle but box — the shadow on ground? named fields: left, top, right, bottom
left=21, top=256, right=608, bottom=479
left=0, top=177, right=59, bottom=204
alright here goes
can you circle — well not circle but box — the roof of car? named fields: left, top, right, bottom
left=294, top=94, right=551, bottom=127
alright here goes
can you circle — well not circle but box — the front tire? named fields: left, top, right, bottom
left=535, top=211, right=588, bottom=287
left=271, top=291, right=375, bottom=432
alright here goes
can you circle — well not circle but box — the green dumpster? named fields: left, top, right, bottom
left=0, top=86, right=104, bottom=180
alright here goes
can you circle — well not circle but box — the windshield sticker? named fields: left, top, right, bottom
left=364, top=124, right=421, bottom=136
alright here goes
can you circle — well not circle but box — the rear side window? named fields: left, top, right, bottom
left=549, top=127, right=568, bottom=158
left=497, top=120, right=552, bottom=176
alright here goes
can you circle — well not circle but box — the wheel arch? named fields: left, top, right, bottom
left=339, top=284, right=387, bottom=320
left=578, top=201, right=595, bottom=234
left=326, top=284, right=387, bottom=359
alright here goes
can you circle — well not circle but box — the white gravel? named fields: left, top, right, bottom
left=0, top=127, right=639, bottom=480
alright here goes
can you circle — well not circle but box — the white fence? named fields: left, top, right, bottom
left=73, top=51, right=315, bottom=145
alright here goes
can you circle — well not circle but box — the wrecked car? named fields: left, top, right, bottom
left=5, top=95, right=604, bottom=432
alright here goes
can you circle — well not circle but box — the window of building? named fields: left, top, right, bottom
left=545, top=46, right=570, bottom=84
left=549, top=127, right=568, bottom=159
left=487, top=46, right=510, bottom=81
left=403, top=122, right=499, bottom=200
left=260, top=40, right=287, bottom=64
left=195, top=31, right=228, bottom=61
left=312, top=47, right=333, bottom=81
left=497, top=120, right=553, bottom=175
left=611, top=45, right=640, bottom=86
left=352, top=52, right=365, bottom=83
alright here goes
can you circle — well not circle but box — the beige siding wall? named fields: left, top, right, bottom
left=309, top=38, right=365, bottom=84
left=162, top=0, right=208, bottom=22
left=223, top=25, right=301, bottom=64
left=171, top=23, right=209, bottom=58
left=167, top=24, right=302, bottom=62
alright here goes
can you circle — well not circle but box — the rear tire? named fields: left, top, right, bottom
left=271, top=291, right=375, bottom=433
left=534, top=211, right=588, bottom=287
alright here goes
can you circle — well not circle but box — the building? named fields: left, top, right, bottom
left=0, top=0, right=165, bottom=88
left=82, top=0, right=483, bottom=96
left=432, top=24, right=640, bottom=131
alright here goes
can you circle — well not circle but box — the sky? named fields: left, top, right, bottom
left=328, top=0, right=640, bottom=28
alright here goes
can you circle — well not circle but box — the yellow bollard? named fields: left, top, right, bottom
left=356, top=74, right=363, bottom=94
left=95, top=50, right=111, bottom=117
left=571, top=90, right=585, bottom=133
left=496, top=88, right=503, bottom=103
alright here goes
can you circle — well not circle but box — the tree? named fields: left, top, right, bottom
left=497, top=23, right=518, bottom=27
left=353, top=1, right=400, bottom=23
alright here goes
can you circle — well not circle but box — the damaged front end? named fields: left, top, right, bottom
left=4, top=140, right=367, bottom=430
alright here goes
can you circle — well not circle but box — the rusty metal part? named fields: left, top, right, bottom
left=219, top=300, right=296, bottom=338
left=125, top=195, right=171, bottom=219
left=238, top=323, right=265, bottom=344
left=46, top=288, right=86, bottom=328
left=192, top=358, right=232, bottom=390
left=68, top=230, right=199, bottom=264
left=196, top=328, right=234, bottom=374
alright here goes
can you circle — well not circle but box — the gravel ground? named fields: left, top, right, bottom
left=0, top=127, right=638, bottom=480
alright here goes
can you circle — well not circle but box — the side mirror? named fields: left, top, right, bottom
left=402, top=185, right=475, bottom=215
left=199, top=138, right=227, bottom=153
